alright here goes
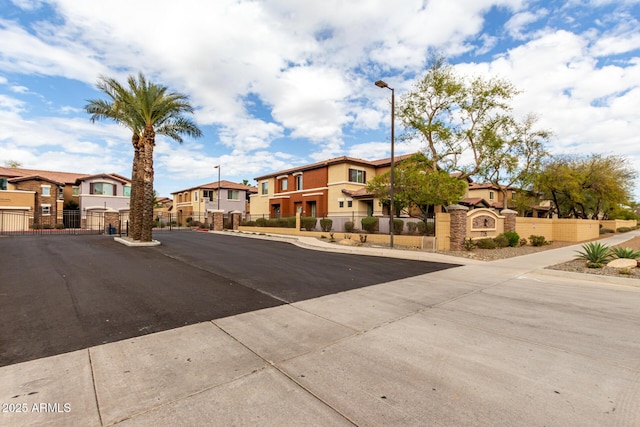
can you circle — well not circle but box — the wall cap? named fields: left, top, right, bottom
left=446, top=204, right=469, bottom=212
left=500, top=209, right=517, bottom=215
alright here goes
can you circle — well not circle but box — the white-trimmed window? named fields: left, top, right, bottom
left=72, top=186, right=79, bottom=196
left=227, top=190, right=239, bottom=200
left=294, top=173, right=303, bottom=190
left=280, top=179, right=288, bottom=191
left=0, top=178, right=6, bottom=190
left=339, top=200, right=344, bottom=208
left=124, top=186, right=131, bottom=197
left=41, top=185, right=51, bottom=197
left=489, top=191, right=494, bottom=200
left=41, top=204, right=51, bottom=216
left=347, top=199, right=353, bottom=208
left=194, top=190, right=198, bottom=201
left=261, top=182, right=268, bottom=195
left=90, top=182, right=116, bottom=196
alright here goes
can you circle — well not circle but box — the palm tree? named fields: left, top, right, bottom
left=85, top=73, right=202, bottom=241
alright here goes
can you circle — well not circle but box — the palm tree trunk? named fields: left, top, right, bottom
left=129, top=133, right=142, bottom=240
left=140, top=127, right=155, bottom=242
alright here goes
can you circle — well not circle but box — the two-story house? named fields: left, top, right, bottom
left=171, top=181, right=257, bottom=225
left=0, top=166, right=131, bottom=231
left=250, top=154, right=414, bottom=229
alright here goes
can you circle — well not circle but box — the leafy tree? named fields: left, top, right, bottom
left=479, top=113, right=550, bottom=208
left=397, top=55, right=520, bottom=180
left=3, top=160, right=22, bottom=168
left=366, top=153, right=466, bottom=219
left=535, top=154, right=637, bottom=219
left=86, top=73, right=202, bottom=241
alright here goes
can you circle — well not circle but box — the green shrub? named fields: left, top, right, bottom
left=519, top=238, right=528, bottom=246
left=361, top=216, right=378, bottom=233
left=301, top=217, right=317, bottom=231
left=611, top=247, right=640, bottom=259
left=191, top=220, right=203, bottom=228
left=529, top=235, right=548, bottom=246
left=344, top=221, right=355, bottom=233
left=186, top=217, right=193, bottom=224
left=463, top=238, right=476, bottom=251
left=501, top=231, right=520, bottom=247
left=574, top=242, right=613, bottom=264
left=600, top=228, right=615, bottom=234
left=476, top=238, right=497, bottom=249
left=255, top=217, right=268, bottom=227
left=616, top=227, right=633, bottom=233
left=493, top=234, right=509, bottom=248
left=393, top=219, right=404, bottom=235
left=55, top=223, right=65, bottom=229
left=416, top=221, right=435, bottom=235
left=406, top=222, right=417, bottom=234
left=320, top=218, right=333, bottom=232
left=287, top=216, right=297, bottom=228
left=267, top=218, right=279, bottom=227
left=586, top=262, right=604, bottom=269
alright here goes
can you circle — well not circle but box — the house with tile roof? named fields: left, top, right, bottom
left=250, top=153, right=415, bottom=230
left=171, top=180, right=257, bottom=225
left=0, top=166, right=130, bottom=231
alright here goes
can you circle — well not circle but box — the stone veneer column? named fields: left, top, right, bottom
left=230, top=211, right=242, bottom=230
left=501, top=209, right=517, bottom=233
left=447, top=204, right=469, bottom=251
left=212, top=210, right=224, bottom=231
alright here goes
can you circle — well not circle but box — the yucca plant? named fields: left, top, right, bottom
left=610, top=247, right=640, bottom=259
left=574, top=242, right=613, bottom=264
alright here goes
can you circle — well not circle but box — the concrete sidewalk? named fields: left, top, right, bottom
left=2, top=232, right=640, bottom=426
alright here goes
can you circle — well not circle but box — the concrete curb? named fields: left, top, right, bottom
left=114, top=237, right=162, bottom=247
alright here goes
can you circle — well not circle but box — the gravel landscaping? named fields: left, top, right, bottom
left=440, top=234, right=640, bottom=280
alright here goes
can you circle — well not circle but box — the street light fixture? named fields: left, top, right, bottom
left=213, top=165, right=221, bottom=210
left=375, top=79, right=395, bottom=248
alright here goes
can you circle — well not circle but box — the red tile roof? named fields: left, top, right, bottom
left=0, top=166, right=89, bottom=184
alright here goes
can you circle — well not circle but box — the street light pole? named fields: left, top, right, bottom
left=214, top=165, right=220, bottom=210
left=375, top=79, right=395, bottom=248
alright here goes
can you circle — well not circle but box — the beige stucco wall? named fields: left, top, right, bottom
left=599, top=219, right=637, bottom=230
left=0, top=190, right=35, bottom=209
left=515, top=217, right=599, bottom=242
left=436, top=212, right=450, bottom=251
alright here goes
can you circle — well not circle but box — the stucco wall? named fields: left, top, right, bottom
left=515, top=217, right=599, bottom=242
left=599, top=219, right=637, bottom=230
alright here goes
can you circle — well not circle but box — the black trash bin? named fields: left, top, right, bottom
left=108, top=224, right=116, bottom=235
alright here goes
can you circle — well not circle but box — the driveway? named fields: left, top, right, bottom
left=0, top=231, right=458, bottom=366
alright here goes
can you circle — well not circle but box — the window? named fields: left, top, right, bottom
left=124, top=186, right=131, bottom=197
left=194, top=191, right=198, bottom=201
left=261, top=182, right=268, bottom=195
left=347, top=200, right=353, bottom=208
left=41, top=205, right=51, bottom=216
left=72, top=186, right=79, bottom=196
left=203, top=190, right=214, bottom=200
left=58, top=187, right=64, bottom=199
left=348, top=169, right=366, bottom=183
left=227, top=190, right=239, bottom=200
left=339, top=201, right=344, bottom=208
left=489, top=191, right=494, bottom=200
left=90, top=182, right=115, bottom=196
left=280, top=179, right=288, bottom=191
left=41, top=185, right=51, bottom=196
left=512, top=192, right=516, bottom=200
left=295, top=174, right=303, bottom=190
left=0, top=178, right=7, bottom=190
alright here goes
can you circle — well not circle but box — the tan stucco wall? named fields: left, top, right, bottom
left=466, top=208, right=505, bottom=238
left=515, top=217, right=599, bottom=242
left=237, top=226, right=429, bottom=248
left=599, top=219, right=637, bottom=230
left=436, top=212, right=450, bottom=251
left=0, top=190, right=35, bottom=209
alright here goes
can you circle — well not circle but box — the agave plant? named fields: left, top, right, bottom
left=574, top=242, right=613, bottom=264
left=610, top=246, right=640, bottom=259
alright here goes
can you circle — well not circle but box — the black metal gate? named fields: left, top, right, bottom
left=0, top=210, right=105, bottom=236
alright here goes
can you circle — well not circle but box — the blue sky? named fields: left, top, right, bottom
left=0, top=0, right=638, bottom=198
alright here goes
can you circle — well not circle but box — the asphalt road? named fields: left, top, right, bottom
left=0, top=231, right=458, bottom=366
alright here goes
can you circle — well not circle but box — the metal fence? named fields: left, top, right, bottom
left=0, top=210, right=118, bottom=236
left=244, top=211, right=436, bottom=236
